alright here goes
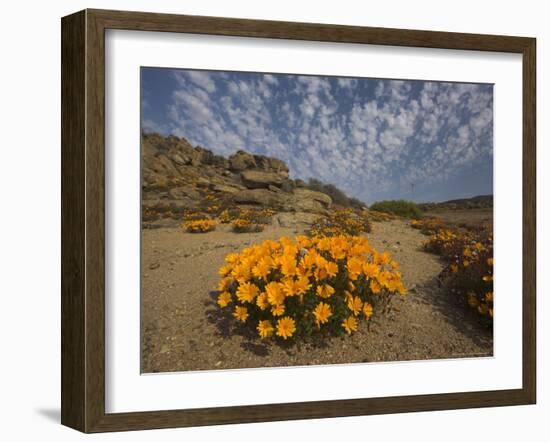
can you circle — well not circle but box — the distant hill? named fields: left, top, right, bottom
left=418, top=195, right=493, bottom=211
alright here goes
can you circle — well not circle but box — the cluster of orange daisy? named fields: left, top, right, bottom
left=309, top=209, right=371, bottom=237
left=424, top=224, right=494, bottom=320
left=182, top=219, right=217, bottom=233
left=363, top=209, right=396, bottom=222
left=410, top=217, right=444, bottom=235
left=217, top=234, right=406, bottom=340
left=218, top=207, right=275, bottom=225
left=423, top=228, right=468, bottom=255
left=231, top=218, right=265, bottom=233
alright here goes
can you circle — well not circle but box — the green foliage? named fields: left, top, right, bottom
left=369, top=200, right=422, bottom=219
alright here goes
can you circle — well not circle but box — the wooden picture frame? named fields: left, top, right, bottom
left=61, top=8, right=536, bottom=433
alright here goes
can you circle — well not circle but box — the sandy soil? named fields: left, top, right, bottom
left=141, top=219, right=493, bottom=373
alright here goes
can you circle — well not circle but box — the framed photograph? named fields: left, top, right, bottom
left=61, top=9, right=536, bottom=433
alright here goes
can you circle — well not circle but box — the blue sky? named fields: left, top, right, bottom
left=141, top=68, right=493, bottom=204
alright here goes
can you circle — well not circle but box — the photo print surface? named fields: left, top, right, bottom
left=140, top=67, right=494, bottom=374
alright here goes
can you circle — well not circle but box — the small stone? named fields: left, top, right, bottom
left=149, top=262, right=160, bottom=270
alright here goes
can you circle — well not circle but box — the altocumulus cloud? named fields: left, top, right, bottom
left=141, top=68, right=493, bottom=204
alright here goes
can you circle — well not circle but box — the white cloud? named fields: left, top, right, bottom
left=227, top=81, right=240, bottom=95
left=185, top=71, right=216, bottom=93
left=172, top=90, right=213, bottom=122
left=297, top=76, right=331, bottom=95
left=337, top=78, right=357, bottom=89
left=149, top=69, right=493, bottom=203
left=142, top=119, right=166, bottom=134
left=263, top=74, right=278, bottom=85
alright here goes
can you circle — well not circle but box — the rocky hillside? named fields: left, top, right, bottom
left=142, top=133, right=334, bottom=227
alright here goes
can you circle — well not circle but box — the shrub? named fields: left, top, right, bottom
left=183, top=211, right=211, bottom=221
left=309, top=209, right=371, bottom=237
left=241, top=208, right=275, bottom=225
left=306, top=178, right=350, bottom=207
left=305, top=178, right=365, bottom=209
left=369, top=200, right=422, bottom=219
left=424, top=225, right=493, bottom=321
left=366, top=210, right=395, bottom=222
left=410, top=217, right=444, bottom=235
left=205, top=204, right=221, bottom=214
left=219, top=207, right=275, bottom=226
left=142, top=207, right=159, bottom=222
left=182, top=219, right=217, bottom=233
left=423, top=228, right=463, bottom=255
left=219, top=208, right=241, bottom=224
left=216, top=235, right=406, bottom=341
left=220, top=207, right=276, bottom=233
left=443, top=234, right=493, bottom=320
left=232, top=218, right=265, bottom=233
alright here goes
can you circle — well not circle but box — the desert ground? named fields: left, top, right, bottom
left=141, top=212, right=493, bottom=374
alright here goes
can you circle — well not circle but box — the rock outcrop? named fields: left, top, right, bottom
left=240, top=170, right=287, bottom=189
left=141, top=133, right=332, bottom=226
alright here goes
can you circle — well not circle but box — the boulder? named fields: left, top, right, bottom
left=286, top=188, right=332, bottom=213
left=240, top=170, right=287, bottom=189
left=233, top=188, right=332, bottom=215
left=198, top=148, right=229, bottom=168
left=170, top=139, right=203, bottom=166
left=168, top=186, right=200, bottom=200
left=268, top=185, right=283, bottom=193
left=195, top=177, right=212, bottom=188
left=142, top=199, right=171, bottom=213
left=157, top=154, right=181, bottom=178
left=253, top=155, right=289, bottom=175
left=169, top=199, right=198, bottom=212
left=213, top=184, right=246, bottom=195
left=294, top=189, right=332, bottom=207
left=229, top=151, right=257, bottom=171
left=142, top=172, right=169, bottom=191
left=275, top=212, right=319, bottom=228
left=142, top=139, right=159, bottom=157
left=287, top=199, right=327, bottom=214
left=233, top=189, right=288, bottom=208
left=142, top=133, right=200, bottom=168
left=169, top=153, right=187, bottom=166
left=142, top=198, right=198, bottom=213
left=229, top=150, right=290, bottom=175
left=280, top=179, right=296, bottom=192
